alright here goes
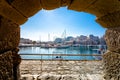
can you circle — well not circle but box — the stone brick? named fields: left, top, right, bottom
left=40, top=0, right=71, bottom=10
left=11, top=0, right=42, bottom=18
left=12, top=48, right=21, bottom=65
left=103, top=51, right=120, bottom=80
left=96, top=11, right=120, bottom=28
left=68, top=0, right=96, bottom=12
left=0, top=49, right=21, bottom=80
left=12, top=48, right=21, bottom=80
left=0, top=51, right=13, bottom=80
left=40, top=0, right=61, bottom=10
left=60, top=0, right=71, bottom=7
left=0, top=16, right=20, bottom=53
left=84, top=0, right=120, bottom=17
left=0, top=0, right=27, bottom=25
left=105, top=28, right=120, bottom=53
left=68, top=0, right=120, bottom=28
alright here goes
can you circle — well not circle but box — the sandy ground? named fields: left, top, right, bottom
left=20, top=60, right=105, bottom=80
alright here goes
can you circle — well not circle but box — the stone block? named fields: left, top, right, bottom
left=60, top=0, right=71, bottom=7
left=0, top=0, right=27, bottom=25
left=68, top=0, right=120, bottom=28
left=0, top=16, right=20, bottom=53
left=37, top=75, right=56, bottom=80
left=96, top=11, right=120, bottom=28
left=40, top=0, right=61, bottom=10
left=84, top=0, right=120, bottom=17
left=103, top=51, right=120, bottom=80
left=0, top=51, right=13, bottom=80
left=20, top=76, right=34, bottom=80
left=11, top=0, right=42, bottom=18
left=62, top=75, right=78, bottom=80
left=68, top=0, right=96, bottom=11
left=105, top=28, right=120, bottom=53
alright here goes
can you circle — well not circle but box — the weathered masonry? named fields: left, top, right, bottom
left=0, top=0, right=120, bottom=80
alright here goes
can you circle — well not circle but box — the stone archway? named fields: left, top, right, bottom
left=0, top=0, right=120, bottom=80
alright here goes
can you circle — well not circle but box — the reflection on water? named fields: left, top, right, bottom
left=19, top=45, right=107, bottom=60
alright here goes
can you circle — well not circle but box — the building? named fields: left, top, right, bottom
left=20, top=38, right=33, bottom=44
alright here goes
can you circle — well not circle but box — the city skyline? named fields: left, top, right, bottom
left=21, top=7, right=106, bottom=41
left=21, top=34, right=105, bottom=42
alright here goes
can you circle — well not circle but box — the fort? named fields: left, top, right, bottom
left=0, top=0, right=120, bottom=80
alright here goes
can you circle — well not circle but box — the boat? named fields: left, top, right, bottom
left=56, top=44, right=70, bottom=49
left=19, top=43, right=33, bottom=47
left=72, top=44, right=80, bottom=47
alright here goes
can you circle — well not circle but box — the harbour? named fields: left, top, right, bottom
left=19, top=45, right=106, bottom=60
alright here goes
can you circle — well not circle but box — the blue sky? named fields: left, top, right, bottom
left=21, top=7, right=106, bottom=41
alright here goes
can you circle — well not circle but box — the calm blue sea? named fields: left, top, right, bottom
left=19, top=46, right=106, bottom=60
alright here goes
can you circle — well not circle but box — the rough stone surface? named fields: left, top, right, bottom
left=40, top=0, right=71, bottom=10
left=0, top=15, right=21, bottom=79
left=11, top=0, right=42, bottom=17
left=0, top=16, right=20, bottom=53
left=21, top=74, right=105, bottom=80
left=20, top=60, right=104, bottom=80
left=37, top=75, right=79, bottom=80
left=12, top=48, right=21, bottom=80
left=103, top=51, right=120, bottom=80
left=20, top=61, right=103, bottom=75
left=105, top=28, right=120, bottom=53
left=0, top=0, right=120, bottom=80
left=96, top=11, right=120, bottom=28
left=1, top=0, right=120, bottom=28
left=60, top=0, right=71, bottom=7
left=0, top=49, right=21, bottom=80
left=68, top=0, right=120, bottom=28
left=40, top=0, right=61, bottom=10
left=68, top=0, right=96, bottom=12
left=68, top=0, right=120, bottom=17
left=0, top=51, right=13, bottom=80
left=0, top=0, right=27, bottom=24
left=84, top=0, right=120, bottom=17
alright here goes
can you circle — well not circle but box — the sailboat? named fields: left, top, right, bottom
left=56, top=29, right=70, bottom=49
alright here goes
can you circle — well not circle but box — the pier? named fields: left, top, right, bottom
left=20, top=60, right=104, bottom=80
left=19, top=53, right=104, bottom=80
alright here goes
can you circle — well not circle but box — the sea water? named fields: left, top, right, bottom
left=19, top=46, right=106, bottom=60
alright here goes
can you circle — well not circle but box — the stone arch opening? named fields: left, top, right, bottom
left=0, top=0, right=120, bottom=80
left=19, top=10, right=106, bottom=78
left=20, top=7, right=105, bottom=42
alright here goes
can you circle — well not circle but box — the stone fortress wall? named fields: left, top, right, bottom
left=0, top=0, right=120, bottom=80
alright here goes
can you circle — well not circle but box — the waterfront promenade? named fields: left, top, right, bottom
left=20, top=60, right=104, bottom=80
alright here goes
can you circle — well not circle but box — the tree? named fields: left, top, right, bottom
left=32, top=41, right=36, bottom=44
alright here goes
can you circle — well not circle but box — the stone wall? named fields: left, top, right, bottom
left=1, top=0, right=120, bottom=28
left=105, top=28, right=120, bottom=53
left=103, top=28, right=120, bottom=80
left=0, top=0, right=120, bottom=80
left=0, top=51, right=13, bottom=80
left=0, top=15, right=21, bottom=80
left=0, top=16, right=20, bottom=53
left=103, top=52, right=120, bottom=80
left=0, top=49, right=21, bottom=80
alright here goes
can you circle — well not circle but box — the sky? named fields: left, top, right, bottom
left=21, top=7, right=106, bottom=41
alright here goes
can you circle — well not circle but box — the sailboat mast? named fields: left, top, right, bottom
left=64, top=29, right=66, bottom=40
left=48, top=33, right=50, bottom=41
